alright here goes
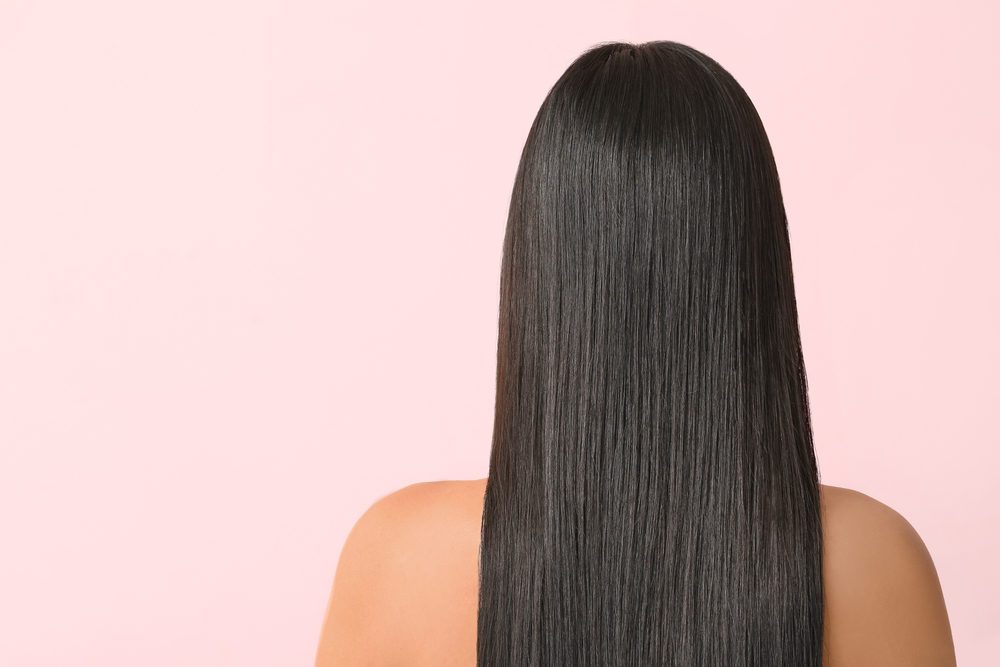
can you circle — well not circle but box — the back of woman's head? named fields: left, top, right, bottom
left=478, top=40, right=822, bottom=665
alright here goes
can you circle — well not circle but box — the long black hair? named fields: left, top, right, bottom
left=477, top=40, right=823, bottom=665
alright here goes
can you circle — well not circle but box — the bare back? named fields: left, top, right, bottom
left=316, top=479, right=956, bottom=666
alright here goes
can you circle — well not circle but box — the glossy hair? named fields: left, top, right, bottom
left=477, top=40, right=823, bottom=665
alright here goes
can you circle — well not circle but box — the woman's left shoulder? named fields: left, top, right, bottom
left=315, top=478, right=483, bottom=666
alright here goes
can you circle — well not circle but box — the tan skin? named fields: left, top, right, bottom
left=316, top=479, right=956, bottom=666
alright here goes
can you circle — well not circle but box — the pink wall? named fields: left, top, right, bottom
left=0, top=1, right=996, bottom=664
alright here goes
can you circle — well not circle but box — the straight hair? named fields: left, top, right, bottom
left=477, top=40, right=823, bottom=665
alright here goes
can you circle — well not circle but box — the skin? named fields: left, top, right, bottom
left=316, top=479, right=956, bottom=666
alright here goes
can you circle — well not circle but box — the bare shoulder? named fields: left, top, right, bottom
left=315, top=479, right=483, bottom=667
left=819, top=484, right=956, bottom=666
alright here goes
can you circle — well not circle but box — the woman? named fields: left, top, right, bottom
left=316, top=40, right=956, bottom=666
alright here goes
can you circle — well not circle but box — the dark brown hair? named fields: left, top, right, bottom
left=478, top=40, right=823, bottom=665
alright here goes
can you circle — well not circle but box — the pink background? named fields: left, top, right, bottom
left=1, top=1, right=996, bottom=665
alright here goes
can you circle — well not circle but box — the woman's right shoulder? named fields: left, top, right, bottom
left=818, top=483, right=956, bottom=666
